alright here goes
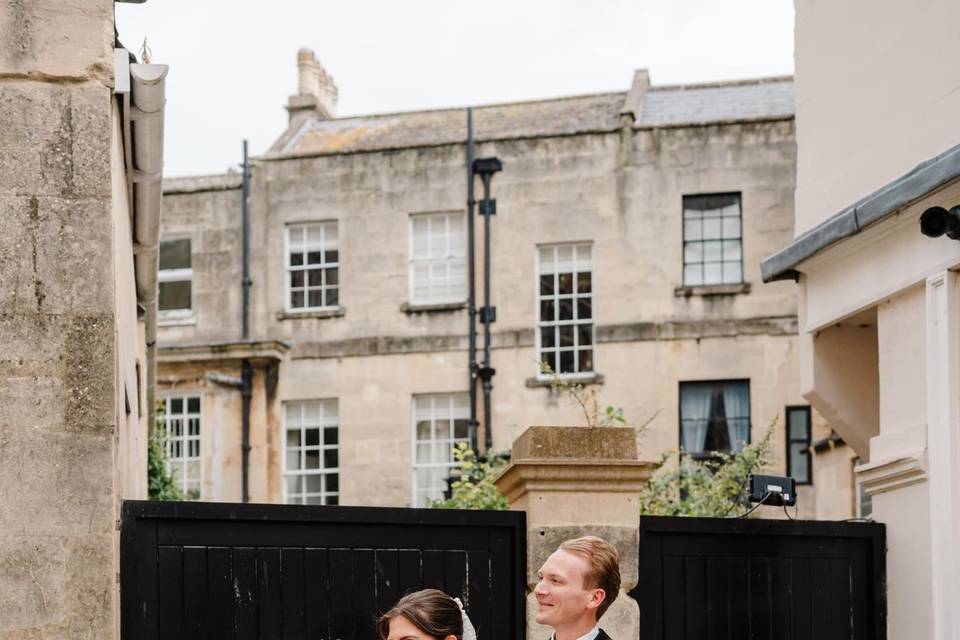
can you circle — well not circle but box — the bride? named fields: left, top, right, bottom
left=378, top=589, right=478, bottom=640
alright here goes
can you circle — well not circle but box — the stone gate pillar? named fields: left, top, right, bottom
left=495, top=426, right=655, bottom=640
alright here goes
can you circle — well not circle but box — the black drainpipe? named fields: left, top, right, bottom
left=241, top=139, right=252, bottom=503
left=466, top=109, right=479, bottom=451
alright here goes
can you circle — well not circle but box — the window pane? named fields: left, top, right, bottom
left=541, top=351, right=556, bottom=373
left=325, top=250, right=338, bottom=264
left=558, top=273, right=573, bottom=295
left=286, top=430, right=300, bottom=447
left=578, top=325, right=593, bottom=346
left=722, top=216, right=741, bottom=239
left=290, top=290, right=304, bottom=308
left=723, top=261, right=742, bottom=284
left=703, top=241, right=722, bottom=262
left=576, top=272, right=591, bottom=294
left=305, top=451, right=320, bottom=469
left=326, top=268, right=339, bottom=286
left=308, top=290, right=323, bottom=308
left=684, top=242, right=703, bottom=264
left=307, top=251, right=323, bottom=265
left=170, top=398, right=183, bottom=413
left=288, top=227, right=304, bottom=245
left=789, top=409, right=810, bottom=439
left=684, top=219, right=702, bottom=241
left=159, top=281, right=191, bottom=312
left=559, top=325, right=574, bottom=347
left=187, top=397, right=200, bottom=413
left=159, top=238, right=191, bottom=270
left=453, top=420, right=469, bottom=439
left=722, top=239, right=742, bottom=261
left=327, top=474, right=339, bottom=492
left=324, top=449, right=338, bottom=469
left=290, top=271, right=304, bottom=287
left=290, top=252, right=304, bottom=267
left=324, top=427, right=338, bottom=445
left=578, top=349, right=593, bottom=372
left=790, top=443, right=810, bottom=483
left=684, top=264, right=703, bottom=286
left=286, top=475, right=300, bottom=495
left=305, top=429, right=320, bottom=446
left=540, top=300, right=555, bottom=322
left=558, top=299, right=573, bottom=321
left=541, top=326, right=556, bottom=348
left=540, top=274, right=554, bottom=295
left=577, top=298, right=592, bottom=320
left=703, top=263, right=722, bottom=285
left=559, top=350, right=574, bottom=373
left=308, top=269, right=323, bottom=286
left=703, top=218, right=721, bottom=239
left=326, top=287, right=339, bottom=306
left=306, top=475, right=324, bottom=493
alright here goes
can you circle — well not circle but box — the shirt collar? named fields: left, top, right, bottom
left=550, top=625, right=600, bottom=640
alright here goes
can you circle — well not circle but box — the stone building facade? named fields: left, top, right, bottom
left=159, top=51, right=844, bottom=515
left=0, top=1, right=167, bottom=637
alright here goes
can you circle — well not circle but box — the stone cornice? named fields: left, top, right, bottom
left=158, top=339, right=291, bottom=364
left=856, top=450, right=928, bottom=496
left=495, top=459, right=656, bottom=504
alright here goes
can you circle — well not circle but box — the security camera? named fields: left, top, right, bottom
left=920, top=205, right=960, bottom=240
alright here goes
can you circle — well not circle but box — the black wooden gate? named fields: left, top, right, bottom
left=121, top=501, right=525, bottom=639
left=632, top=516, right=886, bottom=640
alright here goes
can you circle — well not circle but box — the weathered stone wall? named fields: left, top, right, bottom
left=0, top=1, right=125, bottom=638
left=159, top=115, right=833, bottom=510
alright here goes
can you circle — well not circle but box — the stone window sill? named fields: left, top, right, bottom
left=158, top=313, right=197, bottom=327
left=674, top=282, right=751, bottom=298
left=525, top=373, right=605, bottom=388
left=401, top=301, right=467, bottom=314
left=276, top=306, right=346, bottom=321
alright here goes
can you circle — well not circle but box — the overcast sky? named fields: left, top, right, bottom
left=116, top=1, right=794, bottom=177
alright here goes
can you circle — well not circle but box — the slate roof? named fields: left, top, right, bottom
left=268, top=76, right=793, bottom=158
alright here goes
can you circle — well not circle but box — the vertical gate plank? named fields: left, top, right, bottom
left=328, top=549, right=354, bottom=639
left=662, top=555, right=685, bottom=640
left=749, top=557, right=772, bottom=640
left=770, top=558, right=792, bottom=640
left=137, top=519, right=159, bottom=640
left=397, top=549, right=422, bottom=597
left=637, top=525, right=664, bottom=640
left=444, top=550, right=468, bottom=600
left=727, top=557, right=749, bottom=640
left=280, top=548, right=306, bottom=640
left=233, top=547, right=258, bottom=640
left=258, top=548, right=282, bottom=640
left=705, top=556, right=728, bottom=640
left=829, top=558, right=853, bottom=638
left=791, top=557, right=812, bottom=640
left=489, top=529, right=514, bottom=639
left=376, top=549, right=400, bottom=615
left=352, top=549, right=377, bottom=639
left=851, top=547, right=869, bottom=640
left=158, top=547, right=183, bottom=640
left=684, top=556, right=707, bottom=640
left=208, top=547, right=234, bottom=640
left=183, top=547, right=209, bottom=640
left=422, top=549, right=444, bottom=590
left=467, top=550, right=491, bottom=639
left=810, top=558, right=830, bottom=639
left=304, top=548, right=330, bottom=639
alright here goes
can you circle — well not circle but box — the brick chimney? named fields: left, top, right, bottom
left=287, top=48, right=338, bottom=125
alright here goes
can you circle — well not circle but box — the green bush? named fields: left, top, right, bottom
left=638, top=422, right=775, bottom=517
left=429, top=443, right=509, bottom=510
left=147, top=404, right=185, bottom=502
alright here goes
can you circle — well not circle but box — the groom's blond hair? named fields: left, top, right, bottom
left=559, top=536, right=621, bottom=619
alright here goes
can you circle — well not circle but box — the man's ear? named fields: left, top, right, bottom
left=587, top=588, right=606, bottom=611
left=443, top=635, right=458, bottom=640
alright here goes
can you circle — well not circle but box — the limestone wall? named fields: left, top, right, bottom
left=0, top=2, right=130, bottom=638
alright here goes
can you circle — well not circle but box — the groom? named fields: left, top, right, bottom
left=534, top=535, right=620, bottom=640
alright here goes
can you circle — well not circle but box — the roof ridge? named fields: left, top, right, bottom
left=318, top=90, right=628, bottom=123
left=650, top=75, right=794, bottom=92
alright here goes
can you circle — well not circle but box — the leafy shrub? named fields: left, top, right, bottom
left=430, top=443, right=509, bottom=510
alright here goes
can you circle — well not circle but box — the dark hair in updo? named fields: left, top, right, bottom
left=377, top=588, right=463, bottom=640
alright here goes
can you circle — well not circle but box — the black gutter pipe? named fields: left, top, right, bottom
left=474, top=156, right=502, bottom=452
left=241, top=139, right=252, bottom=503
left=466, top=109, right=479, bottom=451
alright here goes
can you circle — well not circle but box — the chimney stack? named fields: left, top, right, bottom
left=287, top=48, right=338, bottom=125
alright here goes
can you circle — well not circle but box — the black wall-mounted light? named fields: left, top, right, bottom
left=920, top=205, right=960, bottom=240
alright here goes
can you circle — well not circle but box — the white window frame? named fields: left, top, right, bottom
left=408, top=211, right=467, bottom=305
left=158, top=236, right=193, bottom=317
left=283, top=399, right=339, bottom=505
left=682, top=193, right=744, bottom=286
left=162, top=394, right=202, bottom=500
left=535, top=242, right=595, bottom=381
left=411, top=393, right=470, bottom=507
left=284, top=221, right=339, bottom=313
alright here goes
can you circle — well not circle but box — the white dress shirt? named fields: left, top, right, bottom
left=549, top=626, right=600, bottom=640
